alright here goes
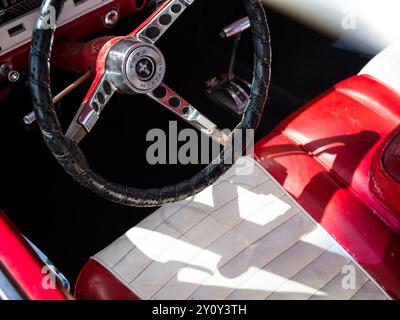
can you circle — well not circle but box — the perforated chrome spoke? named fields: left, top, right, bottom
left=147, top=83, right=229, bottom=145
left=131, top=0, right=196, bottom=44
left=66, top=73, right=116, bottom=143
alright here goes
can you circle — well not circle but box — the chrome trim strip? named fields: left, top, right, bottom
left=0, top=268, right=23, bottom=300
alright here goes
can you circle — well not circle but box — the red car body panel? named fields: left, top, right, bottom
left=255, top=75, right=400, bottom=299
left=371, top=126, right=400, bottom=216
left=0, top=211, right=69, bottom=300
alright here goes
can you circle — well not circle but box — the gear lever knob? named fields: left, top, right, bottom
left=220, top=17, right=250, bottom=38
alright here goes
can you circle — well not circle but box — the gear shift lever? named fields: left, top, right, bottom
left=206, top=17, right=251, bottom=115
left=220, top=17, right=251, bottom=39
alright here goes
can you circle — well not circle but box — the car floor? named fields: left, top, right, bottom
left=0, top=0, right=368, bottom=286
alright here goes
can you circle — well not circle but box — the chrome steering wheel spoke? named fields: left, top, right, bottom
left=147, top=83, right=229, bottom=145
left=66, top=73, right=116, bottom=143
left=131, top=0, right=196, bottom=44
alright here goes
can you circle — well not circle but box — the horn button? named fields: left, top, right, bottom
left=106, top=39, right=166, bottom=94
left=135, top=57, right=155, bottom=81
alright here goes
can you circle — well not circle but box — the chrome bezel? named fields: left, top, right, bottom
left=124, top=44, right=166, bottom=93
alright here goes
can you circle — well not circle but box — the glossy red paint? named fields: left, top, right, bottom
left=383, top=128, right=400, bottom=183
left=0, top=0, right=149, bottom=84
left=371, top=126, right=400, bottom=216
left=255, top=75, right=400, bottom=299
left=0, top=210, right=70, bottom=300
left=75, top=260, right=139, bottom=300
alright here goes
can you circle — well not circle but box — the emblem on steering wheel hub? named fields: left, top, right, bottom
left=135, top=57, right=155, bottom=80
left=106, top=39, right=166, bottom=94
left=125, top=44, right=165, bottom=92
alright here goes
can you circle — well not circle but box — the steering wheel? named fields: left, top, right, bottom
left=29, top=0, right=271, bottom=207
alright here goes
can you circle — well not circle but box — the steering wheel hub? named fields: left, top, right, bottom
left=107, top=39, right=166, bottom=94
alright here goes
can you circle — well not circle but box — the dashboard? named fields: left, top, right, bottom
left=0, top=0, right=149, bottom=86
left=0, top=0, right=42, bottom=26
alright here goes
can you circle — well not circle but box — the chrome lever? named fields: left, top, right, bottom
left=205, top=17, right=252, bottom=116
left=220, top=17, right=250, bottom=39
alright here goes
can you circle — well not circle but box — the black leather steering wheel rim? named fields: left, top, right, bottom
left=29, top=0, right=271, bottom=207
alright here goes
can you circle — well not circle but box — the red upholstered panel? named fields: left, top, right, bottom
left=75, top=260, right=139, bottom=300
left=267, top=75, right=400, bottom=231
left=255, top=75, right=400, bottom=299
left=371, top=126, right=400, bottom=215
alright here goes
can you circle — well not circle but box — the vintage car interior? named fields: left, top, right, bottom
left=0, top=0, right=399, bottom=300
